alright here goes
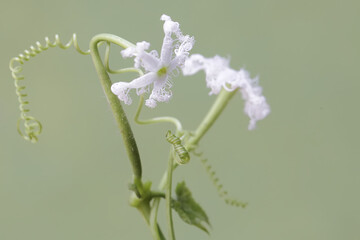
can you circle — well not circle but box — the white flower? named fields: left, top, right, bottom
left=183, top=54, right=270, bottom=130
left=111, top=14, right=194, bottom=108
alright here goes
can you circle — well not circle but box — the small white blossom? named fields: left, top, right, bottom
left=183, top=54, right=270, bottom=130
left=111, top=14, right=194, bottom=108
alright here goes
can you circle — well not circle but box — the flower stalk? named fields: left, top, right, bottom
left=185, top=88, right=237, bottom=151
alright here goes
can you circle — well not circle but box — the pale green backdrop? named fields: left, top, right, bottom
left=1, top=0, right=359, bottom=239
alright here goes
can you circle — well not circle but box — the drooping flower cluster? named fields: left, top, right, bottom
left=111, top=14, right=194, bottom=108
left=182, top=54, right=270, bottom=130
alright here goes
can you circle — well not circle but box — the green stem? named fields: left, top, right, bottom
left=150, top=198, right=166, bottom=240
left=185, top=89, right=237, bottom=151
left=153, top=89, right=236, bottom=236
left=89, top=34, right=142, bottom=180
left=130, top=191, right=165, bottom=240
left=137, top=201, right=151, bottom=225
left=135, top=95, right=183, bottom=133
left=151, top=163, right=171, bottom=240
left=104, top=41, right=144, bottom=75
left=90, top=34, right=166, bottom=240
left=166, top=151, right=176, bottom=240
left=151, top=192, right=166, bottom=199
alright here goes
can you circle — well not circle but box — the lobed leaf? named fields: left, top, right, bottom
left=172, top=181, right=211, bottom=234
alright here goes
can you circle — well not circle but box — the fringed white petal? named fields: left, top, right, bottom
left=111, top=73, right=158, bottom=105
left=116, top=14, right=193, bottom=108
left=111, top=82, right=132, bottom=105
left=160, top=14, right=171, bottom=21
left=238, top=70, right=270, bottom=130
left=145, top=98, right=157, bottom=108
left=203, top=55, right=231, bottom=95
left=160, top=35, right=174, bottom=64
left=139, top=51, right=160, bottom=72
left=182, top=54, right=270, bottom=129
left=121, top=41, right=151, bottom=69
left=244, top=95, right=270, bottom=130
left=146, top=76, right=172, bottom=108
left=218, top=68, right=238, bottom=92
left=182, top=54, right=206, bottom=75
left=127, top=72, right=158, bottom=89
left=121, top=41, right=150, bottom=58
left=175, top=35, right=194, bottom=56
left=161, top=15, right=180, bottom=35
left=168, top=55, right=187, bottom=72
left=160, top=14, right=193, bottom=65
left=111, top=82, right=128, bottom=96
left=121, top=47, right=136, bottom=58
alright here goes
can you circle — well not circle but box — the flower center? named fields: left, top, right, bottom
left=157, top=66, right=168, bottom=76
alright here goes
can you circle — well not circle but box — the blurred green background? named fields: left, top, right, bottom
left=1, top=0, right=359, bottom=239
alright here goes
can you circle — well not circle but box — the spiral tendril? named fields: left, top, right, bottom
left=195, top=152, right=247, bottom=208
left=9, top=34, right=90, bottom=143
left=166, top=131, right=190, bottom=165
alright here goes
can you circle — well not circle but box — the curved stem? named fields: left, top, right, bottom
left=89, top=33, right=142, bottom=180
left=150, top=198, right=166, bottom=240
left=90, top=34, right=168, bottom=240
left=135, top=95, right=183, bottom=133
left=104, top=42, right=144, bottom=75
left=166, top=150, right=176, bottom=240
left=185, top=89, right=237, bottom=151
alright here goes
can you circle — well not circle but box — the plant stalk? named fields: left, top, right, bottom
left=89, top=34, right=142, bottom=180
left=166, top=151, right=176, bottom=240
left=185, top=89, right=237, bottom=151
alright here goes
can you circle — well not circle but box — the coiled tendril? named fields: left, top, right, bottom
left=166, top=130, right=190, bottom=165
left=194, top=152, right=247, bottom=208
left=9, top=34, right=90, bottom=143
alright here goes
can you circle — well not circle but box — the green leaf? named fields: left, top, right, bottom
left=171, top=181, right=211, bottom=234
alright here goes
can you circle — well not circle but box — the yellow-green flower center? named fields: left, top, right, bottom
left=157, top=66, right=167, bottom=76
